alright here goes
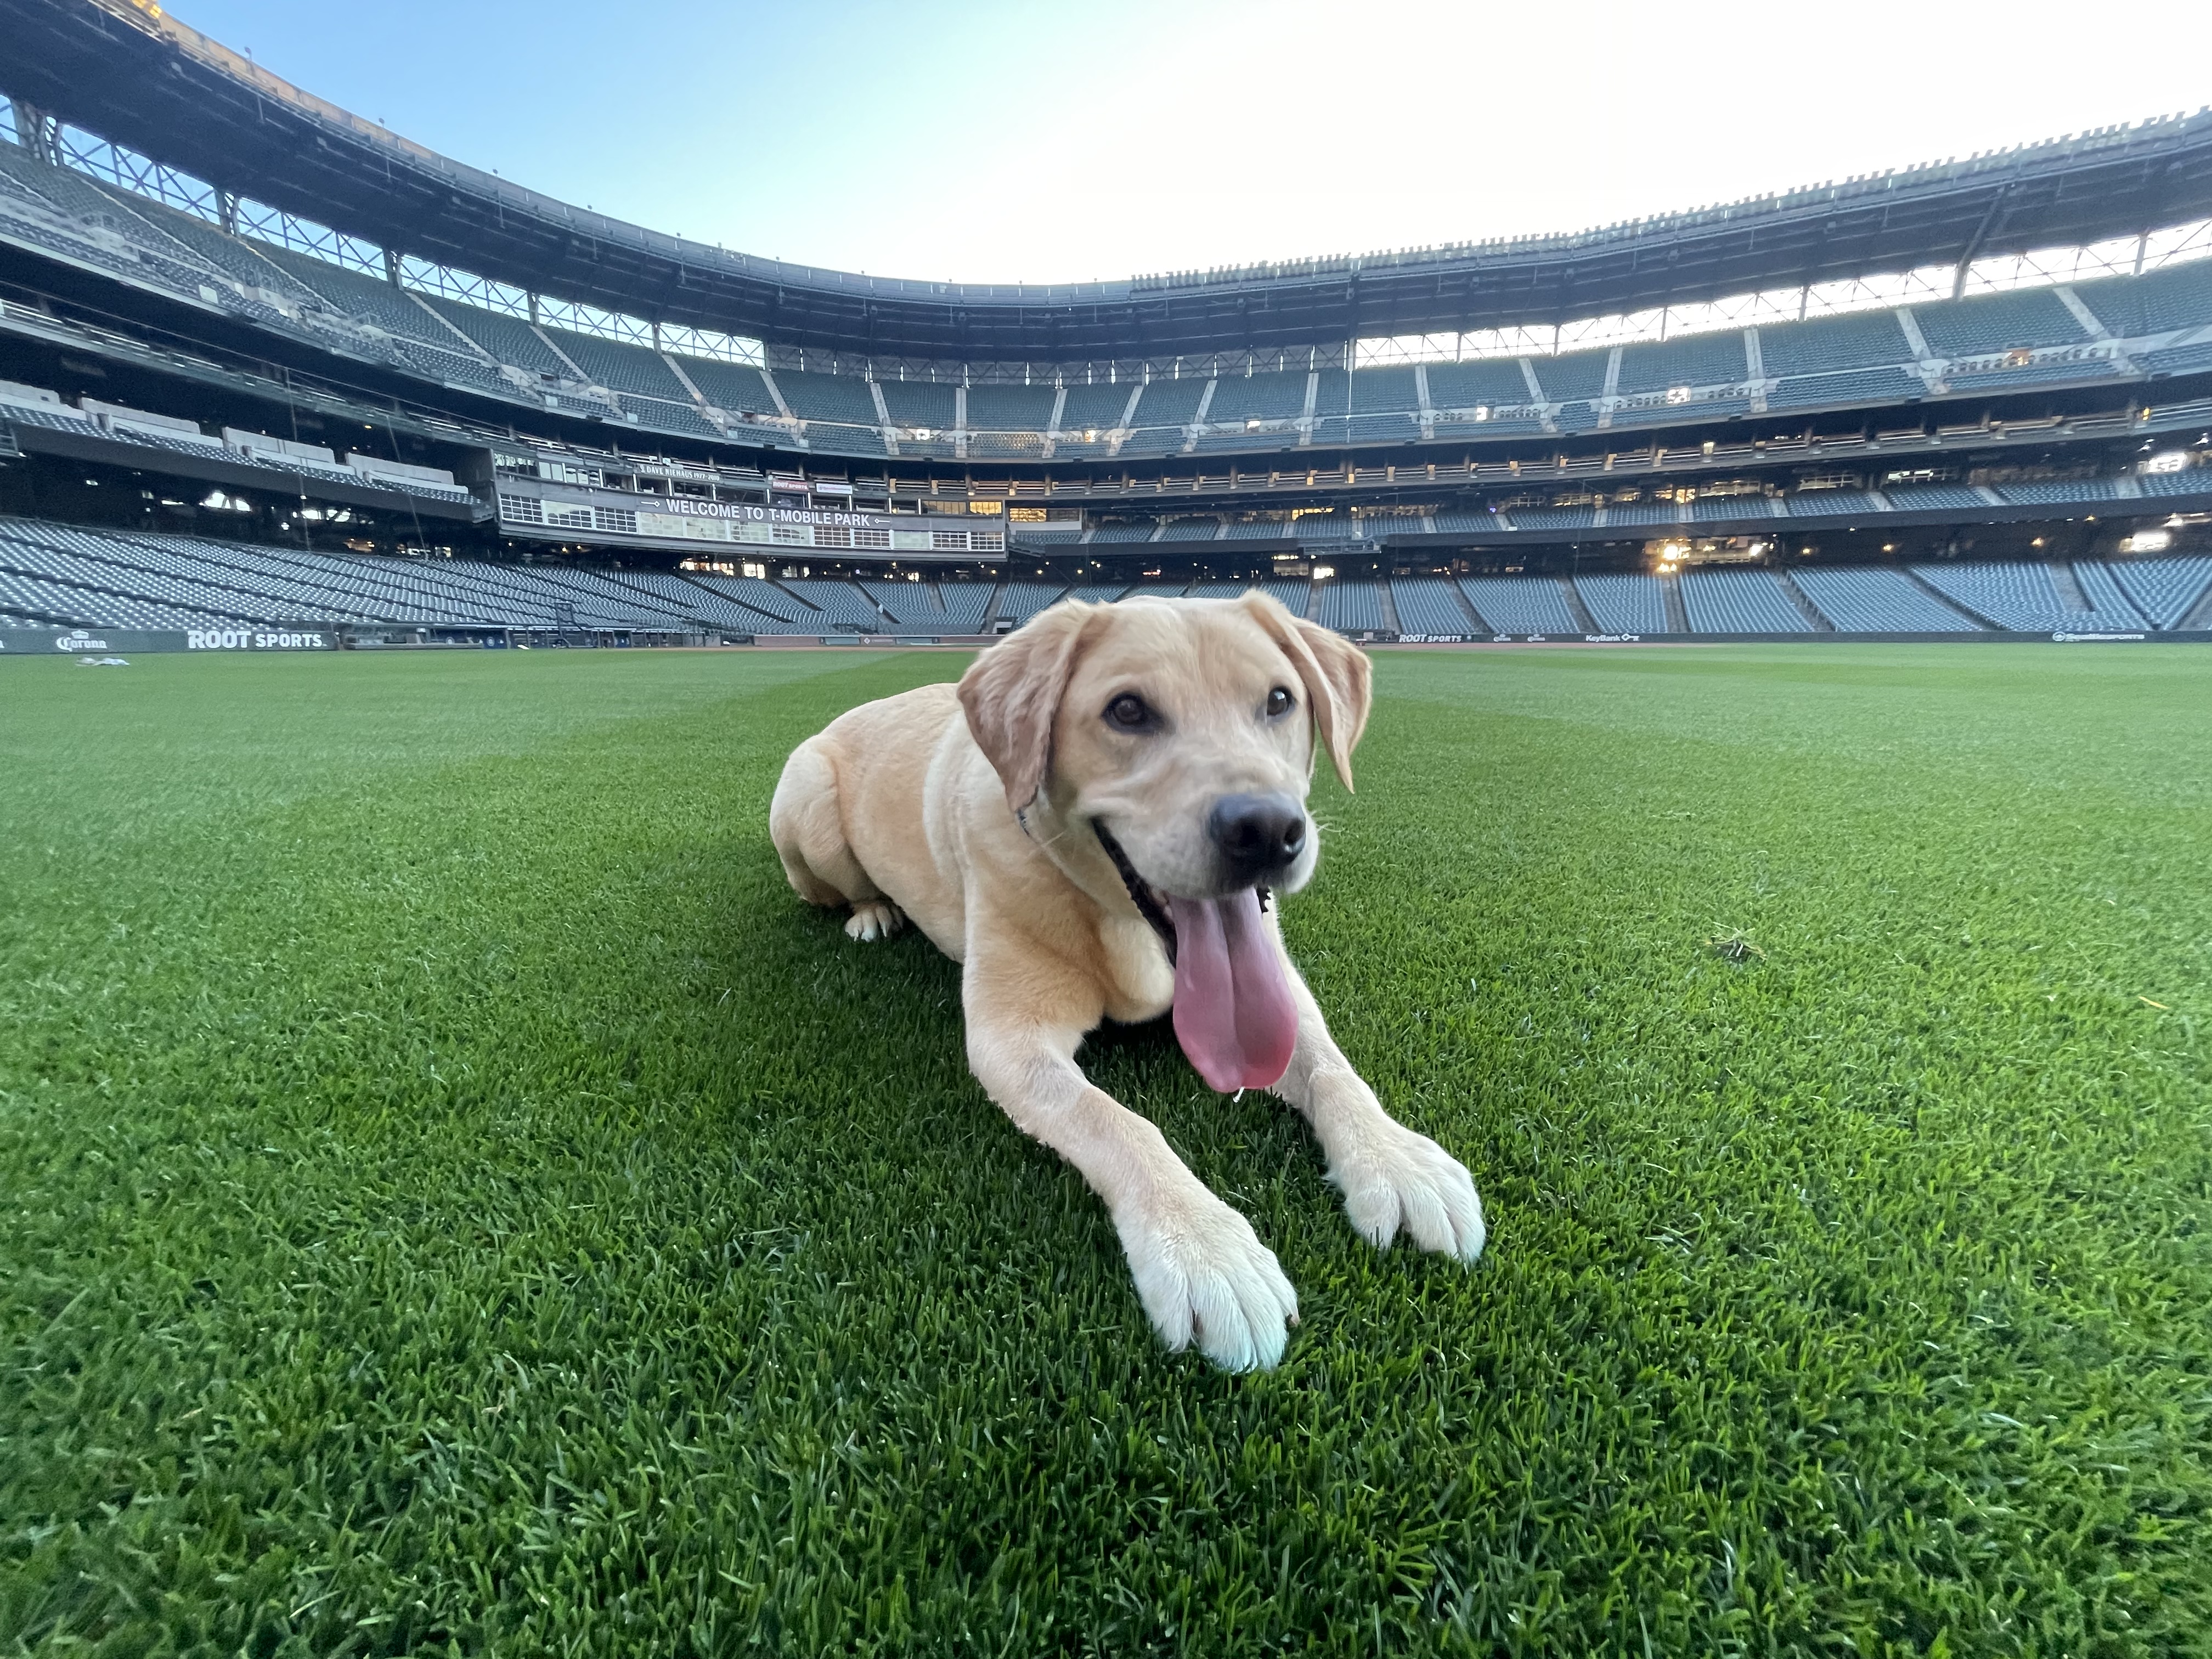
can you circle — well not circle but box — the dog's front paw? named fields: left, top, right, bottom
left=1118, top=1184, right=1298, bottom=1372
left=1331, top=1125, right=1486, bottom=1263
left=843, top=899, right=904, bottom=941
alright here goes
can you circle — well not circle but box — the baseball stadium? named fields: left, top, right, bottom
left=2, top=0, right=2208, bottom=1652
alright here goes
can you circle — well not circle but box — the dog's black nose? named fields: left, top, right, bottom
left=1207, top=793, right=1307, bottom=882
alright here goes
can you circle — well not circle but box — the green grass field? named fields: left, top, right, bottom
left=3, top=642, right=2208, bottom=1657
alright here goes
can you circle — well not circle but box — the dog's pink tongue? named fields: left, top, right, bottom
left=1168, top=890, right=1297, bottom=1092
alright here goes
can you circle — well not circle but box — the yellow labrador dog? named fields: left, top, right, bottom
left=769, top=591, right=1483, bottom=1369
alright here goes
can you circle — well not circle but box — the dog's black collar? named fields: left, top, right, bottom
left=1091, top=821, right=1273, bottom=969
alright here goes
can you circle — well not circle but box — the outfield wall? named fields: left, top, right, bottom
left=8, top=625, right=2210, bottom=657
left=0, top=625, right=336, bottom=653
left=1394, top=630, right=2212, bottom=646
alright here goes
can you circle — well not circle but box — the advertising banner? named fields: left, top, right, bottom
left=0, top=625, right=337, bottom=654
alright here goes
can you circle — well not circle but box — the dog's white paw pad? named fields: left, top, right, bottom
left=844, top=900, right=905, bottom=942
left=1333, top=1129, right=1486, bottom=1263
left=1121, top=1189, right=1298, bottom=1372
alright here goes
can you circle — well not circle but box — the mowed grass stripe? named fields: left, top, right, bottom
left=2, top=646, right=2207, bottom=1656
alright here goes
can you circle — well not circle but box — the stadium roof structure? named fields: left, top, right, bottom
left=5, top=0, right=2212, bottom=366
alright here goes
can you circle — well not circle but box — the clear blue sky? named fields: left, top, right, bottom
left=170, top=0, right=2212, bottom=286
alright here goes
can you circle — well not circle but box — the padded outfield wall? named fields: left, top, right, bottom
left=0, top=624, right=336, bottom=653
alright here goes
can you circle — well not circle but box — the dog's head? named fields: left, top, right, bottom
left=956, top=591, right=1372, bottom=901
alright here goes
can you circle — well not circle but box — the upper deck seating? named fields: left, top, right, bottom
left=782, top=371, right=886, bottom=427
left=417, top=297, right=574, bottom=379
left=543, top=328, right=691, bottom=400
left=1057, top=382, right=1137, bottom=438
left=2071, top=261, right=2212, bottom=340
left=252, top=246, right=455, bottom=348
left=1913, top=288, right=2086, bottom=358
left=674, top=358, right=781, bottom=415
left=1615, top=331, right=1748, bottom=394
left=1758, top=309, right=1914, bottom=376
left=1427, top=359, right=1547, bottom=435
left=1115, top=378, right=1208, bottom=456
left=873, top=380, right=958, bottom=456
left=963, top=384, right=1057, bottom=431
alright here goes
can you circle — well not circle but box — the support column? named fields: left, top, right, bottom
left=12, top=103, right=52, bottom=163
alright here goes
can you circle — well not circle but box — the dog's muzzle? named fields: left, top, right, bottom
left=1093, top=820, right=1272, bottom=969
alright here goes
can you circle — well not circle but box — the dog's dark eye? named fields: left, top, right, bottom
left=1104, top=693, right=1156, bottom=732
left=1265, top=686, right=1295, bottom=719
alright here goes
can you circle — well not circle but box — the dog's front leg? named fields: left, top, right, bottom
left=1271, top=963, right=1487, bottom=1263
left=964, top=952, right=1299, bottom=1371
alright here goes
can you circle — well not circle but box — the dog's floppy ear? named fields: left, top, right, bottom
left=958, top=601, right=1099, bottom=814
left=1240, top=591, right=1373, bottom=792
